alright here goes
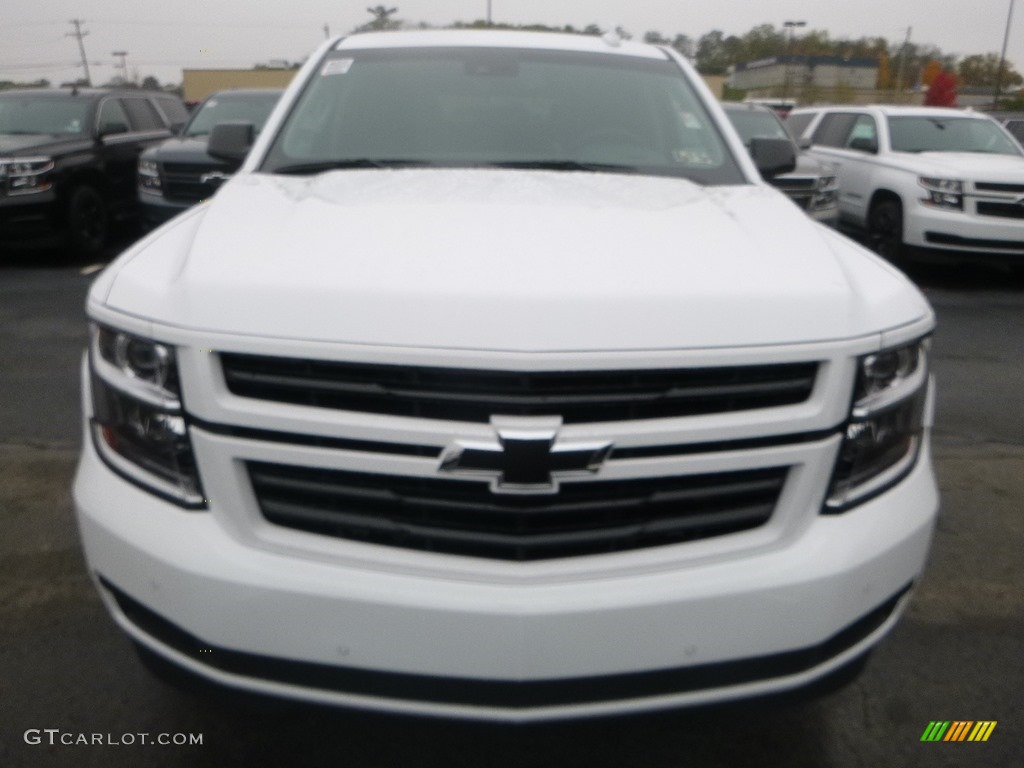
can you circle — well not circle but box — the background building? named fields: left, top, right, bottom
left=182, top=67, right=298, bottom=102
left=728, top=55, right=882, bottom=103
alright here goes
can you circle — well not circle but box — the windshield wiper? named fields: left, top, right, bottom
left=272, top=159, right=435, bottom=175
left=481, top=160, right=640, bottom=173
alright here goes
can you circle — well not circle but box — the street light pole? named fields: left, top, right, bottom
left=993, top=0, right=1016, bottom=109
left=782, top=21, right=806, bottom=101
left=487, top=1, right=492, bottom=26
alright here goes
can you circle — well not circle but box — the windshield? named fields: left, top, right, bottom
left=888, top=116, right=1022, bottom=156
left=725, top=109, right=792, bottom=147
left=0, top=97, right=91, bottom=136
left=261, top=47, right=745, bottom=184
left=185, top=92, right=281, bottom=137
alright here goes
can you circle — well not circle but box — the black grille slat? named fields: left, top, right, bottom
left=221, top=355, right=817, bottom=424
left=975, top=182, right=1024, bottom=194
left=773, top=178, right=817, bottom=191
left=976, top=201, right=1024, bottom=220
left=248, top=462, right=787, bottom=560
left=160, top=162, right=226, bottom=202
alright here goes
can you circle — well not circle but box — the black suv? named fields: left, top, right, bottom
left=138, top=89, right=282, bottom=227
left=0, top=88, right=187, bottom=255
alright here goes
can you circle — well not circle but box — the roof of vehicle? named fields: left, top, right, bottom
left=0, top=87, right=178, bottom=100
left=790, top=104, right=996, bottom=120
left=333, top=29, right=669, bottom=60
left=720, top=102, right=776, bottom=113
left=206, top=88, right=284, bottom=98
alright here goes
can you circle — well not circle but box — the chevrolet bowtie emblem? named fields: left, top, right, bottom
left=439, top=416, right=612, bottom=494
left=199, top=171, right=232, bottom=185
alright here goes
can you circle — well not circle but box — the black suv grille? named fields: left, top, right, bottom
left=248, top=461, right=788, bottom=561
left=772, top=177, right=817, bottom=210
left=220, top=355, right=818, bottom=424
left=162, top=161, right=226, bottom=202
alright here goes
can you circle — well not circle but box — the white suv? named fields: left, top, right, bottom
left=74, top=31, right=938, bottom=721
left=787, top=105, right=1024, bottom=263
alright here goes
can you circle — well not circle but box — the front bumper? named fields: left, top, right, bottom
left=0, top=190, right=63, bottom=248
left=905, top=201, right=1024, bottom=258
left=74, top=418, right=938, bottom=721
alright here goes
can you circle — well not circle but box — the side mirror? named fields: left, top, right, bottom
left=749, top=137, right=797, bottom=179
left=848, top=137, right=878, bottom=154
left=797, top=136, right=812, bottom=150
left=208, top=121, right=255, bottom=165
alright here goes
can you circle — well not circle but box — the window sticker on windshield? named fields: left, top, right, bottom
left=681, top=112, right=702, bottom=129
left=321, top=59, right=354, bottom=76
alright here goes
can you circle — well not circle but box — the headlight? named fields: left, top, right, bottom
left=138, top=158, right=162, bottom=195
left=89, top=324, right=204, bottom=507
left=825, top=338, right=930, bottom=512
left=919, top=176, right=963, bottom=211
left=0, top=156, right=54, bottom=195
left=811, top=174, right=838, bottom=210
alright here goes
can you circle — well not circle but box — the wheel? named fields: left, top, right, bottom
left=66, top=184, right=108, bottom=256
left=867, top=199, right=904, bottom=261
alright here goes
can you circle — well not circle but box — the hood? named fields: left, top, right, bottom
left=0, top=133, right=91, bottom=156
left=891, top=151, right=1024, bottom=179
left=97, top=169, right=930, bottom=351
left=142, top=135, right=228, bottom=167
left=791, top=153, right=834, bottom=178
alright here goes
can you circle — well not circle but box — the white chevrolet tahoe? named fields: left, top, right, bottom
left=74, top=31, right=939, bottom=721
left=787, top=105, right=1024, bottom=263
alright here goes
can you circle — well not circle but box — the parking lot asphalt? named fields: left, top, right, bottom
left=0, top=247, right=1022, bottom=767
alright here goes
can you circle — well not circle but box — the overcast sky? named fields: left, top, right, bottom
left=3, top=0, right=1020, bottom=88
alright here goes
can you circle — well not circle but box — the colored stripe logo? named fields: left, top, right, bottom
left=921, top=721, right=997, bottom=742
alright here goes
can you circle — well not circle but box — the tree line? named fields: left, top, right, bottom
left=361, top=8, right=1022, bottom=90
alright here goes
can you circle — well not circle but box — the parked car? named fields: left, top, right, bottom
left=722, top=102, right=838, bottom=225
left=74, top=30, right=938, bottom=722
left=0, top=88, right=187, bottom=254
left=787, top=105, right=1024, bottom=263
left=138, top=88, right=283, bottom=227
left=1000, top=116, right=1024, bottom=145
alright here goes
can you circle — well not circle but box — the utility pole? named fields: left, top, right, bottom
left=993, top=0, right=1016, bottom=109
left=894, top=26, right=912, bottom=101
left=487, top=1, right=492, bottom=26
left=67, top=19, right=92, bottom=86
left=112, top=51, right=129, bottom=85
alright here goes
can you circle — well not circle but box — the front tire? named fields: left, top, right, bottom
left=867, top=199, right=905, bottom=261
left=66, top=185, right=109, bottom=257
